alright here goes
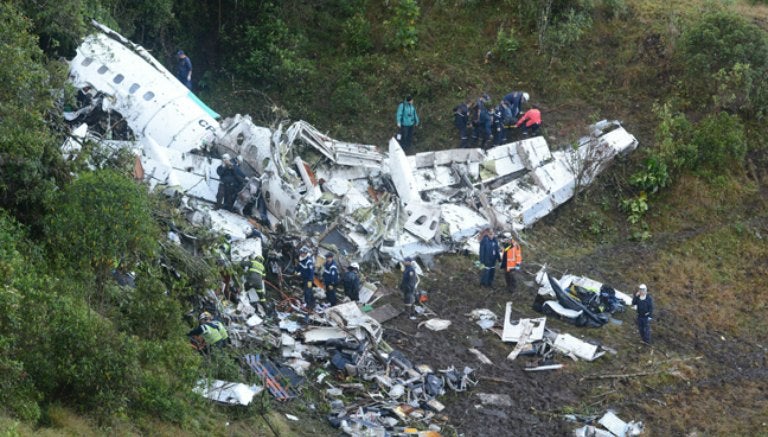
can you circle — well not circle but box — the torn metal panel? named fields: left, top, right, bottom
left=403, top=203, right=441, bottom=241
left=303, top=327, right=348, bottom=343
left=388, top=139, right=421, bottom=205
left=440, top=204, right=489, bottom=241
left=502, top=308, right=546, bottom=343
left=551, top=333, right=605, bottom=361
left=483, top=142, right=527, bottom=180
left=516, top=136, right=553, bottom=170
left=598, top=410, right=644, bottom=437
left=367, top=304, right=402, bottom=323
left=325, top=302, right=383, bottom=343
left=531, top=158, right=577, bottom=207
left=193, top=379, right=263, bottom=406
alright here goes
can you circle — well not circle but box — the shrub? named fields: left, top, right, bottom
left=678, top=11, right=768, bottom=118
left=385, top=0, right=420, bottom=51
left=343, top=13, right=373, bottom=55
left=493, top=26, right=520, bottom=65
left=45, top=170, right=158, bottom=294
left=691, top=112, right=746, bottom=175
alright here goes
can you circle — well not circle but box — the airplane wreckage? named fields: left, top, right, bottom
left=64, top=21, right=639, bottom=266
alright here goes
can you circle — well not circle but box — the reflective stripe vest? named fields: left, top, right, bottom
left=504, top=243, right=522, bottom=271
left=201, top=321, right=228, bottom=345
left=248, top=259, right=265, bottom=276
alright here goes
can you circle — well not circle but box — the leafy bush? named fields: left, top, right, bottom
left=343, top=13, right=373, bottom=55
left=45, top=170, right=158, bottom=292
left=222, top=2, right=314, bottom=87
left=493, top=26, right=520, bottom=65
left=385, top=0, right=420, bottom=51
left=678, top=11, right=768, bottom=118
left=691, top=112, right=746, bottom=175
left=543, top=8, right=593, bottom=54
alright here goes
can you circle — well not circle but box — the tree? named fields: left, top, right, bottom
left=0, top=3, right=68, bottom=225
left=45, top=170, right=158, bottom=299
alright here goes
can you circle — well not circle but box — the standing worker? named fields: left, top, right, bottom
left=396, top=95, right=420, bottom=152
left=242, top=254, right=266, bottom=303
left=515, top=105, right=542, bottom=137
left=343, top=262, right=362, bottom=303
left=479, top=229, right=500, bottom=287
left=176, top=50, right=193, bottom=89
left=216, top=154, right=246, bottom=211
left=298, top=247, right=316, bottom=312
left=453, top=100, right=470, bottom=148
left=632, top=284, right=654, bottom=344
left=400, top=257, right=419, bottom=319
left=187, top=311, right=228, bottom=352
left=471, top=99, right=492, bottom=149
left=322, top=252, right=339, bottom=306
left=500, top=234, right=522, bottom=293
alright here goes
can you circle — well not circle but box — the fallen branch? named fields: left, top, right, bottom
left=479, top=376, right=517, bottom=385
left=580, top=370, right=662, bottom=381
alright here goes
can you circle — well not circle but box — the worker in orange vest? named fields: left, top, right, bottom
left=500, top=233, right=522, bottom=293
left=514, top=104, right=542, bottom=137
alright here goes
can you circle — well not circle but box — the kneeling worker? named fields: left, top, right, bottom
left=188, top=311, right=229, bottom=351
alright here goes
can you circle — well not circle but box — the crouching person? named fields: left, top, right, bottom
left=188, top=311, right=229, bottom=353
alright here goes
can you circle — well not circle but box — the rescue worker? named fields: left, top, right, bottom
left=479, top=229, right=500, bottom=287
left=503, top=91, right=529, bottom=121
left=176, top=50, right=192, bottom=89
left=500, top=234, right=522, bottom=293
left=298, top=247, right=316, bottom=311
left=216, top=154, right=246, bottom=211
left=343, top=262, right=362, bottom=302
left=471, top=99, right=492, bottom=149
left=396, top=95, right=420, bottom=152
left=322, top=252, right=339, bottom=306
left=632, top=284, right=654, bottom=344
left=187, top=311, right=228, bottom=351
left=453, top=100, right=470, bottom=148
left=243, top=254, right=266, bottom=302
left=492, top=103, right=506, bottom=146
left=400, top=257, right=419, bottom=319
left=515, top=105, right=542, bottom=137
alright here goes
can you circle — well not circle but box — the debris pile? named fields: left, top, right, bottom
left=65, top=20, right=640, bottom=269
left=532, top=268, right=632, bottom=327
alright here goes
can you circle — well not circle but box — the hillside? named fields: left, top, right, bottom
left=1, top=0, right=767, bottom=436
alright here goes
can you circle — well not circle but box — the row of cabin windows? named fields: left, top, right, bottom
left=83, top=57, right=155, bottom=101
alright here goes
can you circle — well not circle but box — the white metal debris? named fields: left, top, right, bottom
left=598, top=410, right=644, bottom=437
left=550, top=333, right=605, bottom=362
left=419, top=318, right=452, bottom=331
left=502, top=303, right=546, bottom=342
left=193, top=379, right=263, bottom=406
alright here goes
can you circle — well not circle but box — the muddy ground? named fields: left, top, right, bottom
left=367, top=207, right=768, bottom=436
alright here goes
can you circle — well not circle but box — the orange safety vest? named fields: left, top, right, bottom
left=504, top=243, right=522, bottom=271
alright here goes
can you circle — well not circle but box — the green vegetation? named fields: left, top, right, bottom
left=0, top=0, right=767, bottom=435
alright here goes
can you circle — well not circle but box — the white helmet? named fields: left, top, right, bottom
left=350, top=262, right=360, bottom=269
left=638, top=284, right=647, bottom=291
left=221, top=153, right=231, bottom=161
left=243, top=226, right=252, bottom=235
left=522, top=92, right=530, bottom=102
